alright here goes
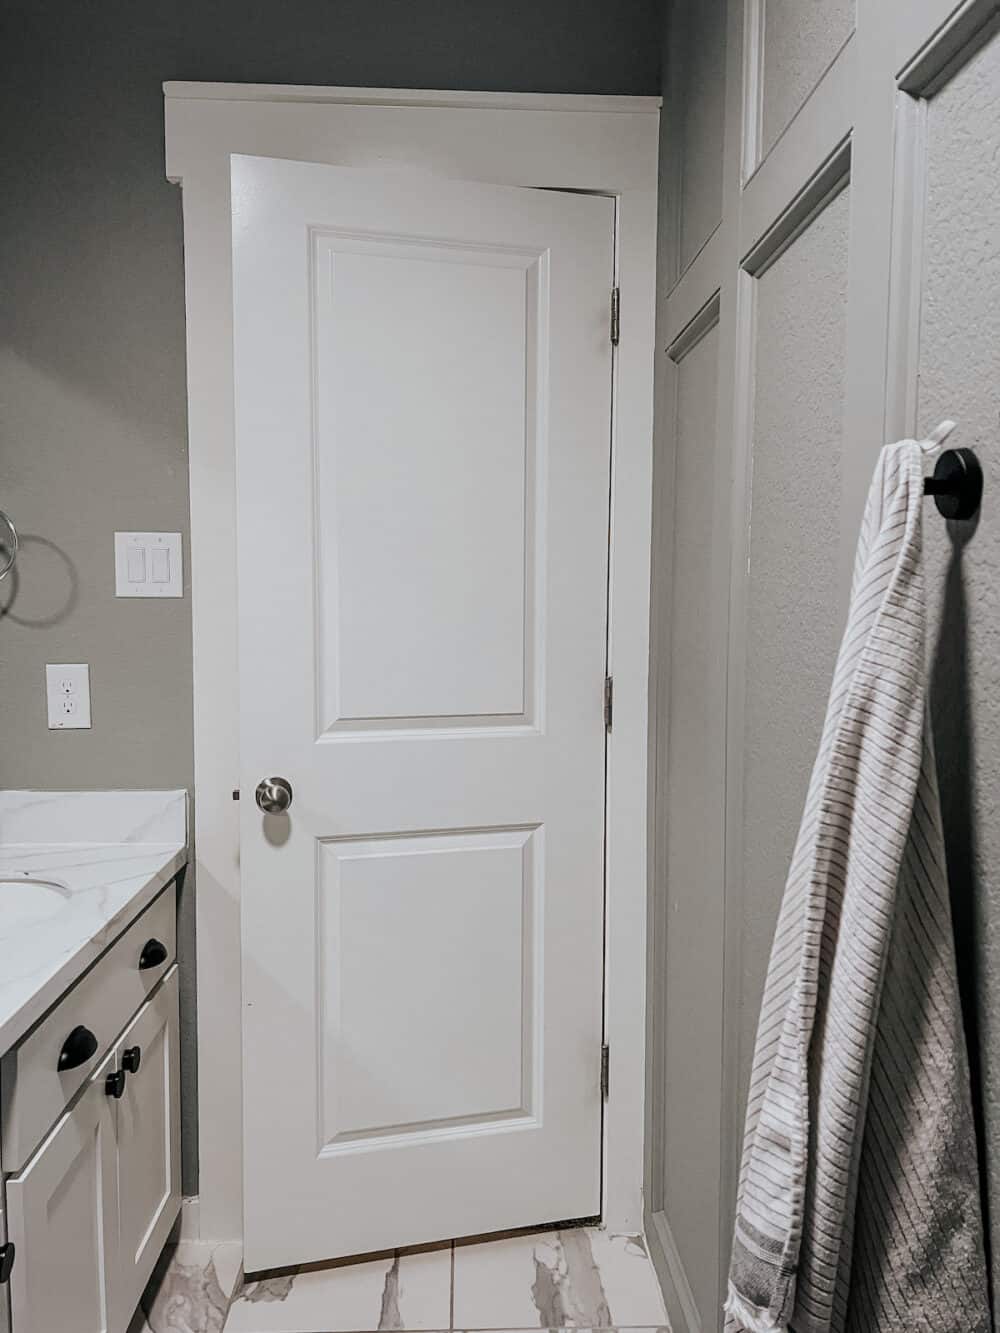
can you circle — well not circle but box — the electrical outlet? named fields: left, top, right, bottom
left=46, top=663, right=92, bottom=729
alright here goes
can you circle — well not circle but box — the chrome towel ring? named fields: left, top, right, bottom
left=0, top=509, right=19, bottom=580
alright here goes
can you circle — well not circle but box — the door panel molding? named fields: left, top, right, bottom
left=308, top=226, right=548, bottom=738
left=315, top=824, right=543, bottom=1149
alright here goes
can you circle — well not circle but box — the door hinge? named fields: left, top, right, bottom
left=604, top=675, right=613, bottom=732
left=610, top=287, right=620, bottom=346
left=600, top=1044, right=610, bottom=1100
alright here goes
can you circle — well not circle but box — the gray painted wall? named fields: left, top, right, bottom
left=0, top=0, right=662, bottom=1193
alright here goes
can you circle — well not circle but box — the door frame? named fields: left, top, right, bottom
left=164, top=81, right=660, bottom=1251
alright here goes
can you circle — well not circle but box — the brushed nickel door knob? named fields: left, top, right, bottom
left=255, top=776, right=293, bottom=814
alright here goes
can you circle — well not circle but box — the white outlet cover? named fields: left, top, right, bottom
left=46, top=663, right=92, bottom=729
left=114, top=532, right=183, bottom=597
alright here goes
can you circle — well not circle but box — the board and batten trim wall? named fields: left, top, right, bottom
left=647, top=1, right=1000, bottom=1330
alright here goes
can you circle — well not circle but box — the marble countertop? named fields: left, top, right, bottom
left=0, top=790, right=188, bottom=1054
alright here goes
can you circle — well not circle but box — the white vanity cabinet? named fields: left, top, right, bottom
left=0, top=886, right=181, bottom=1333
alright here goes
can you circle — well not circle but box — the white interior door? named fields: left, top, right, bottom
left=233, top=155, right=615, bottom=1269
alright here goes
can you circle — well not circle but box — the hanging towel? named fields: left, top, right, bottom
left=725, top=439, right=990, bottom=1333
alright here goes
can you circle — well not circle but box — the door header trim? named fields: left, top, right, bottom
left=163, top=80, right=661, bottom=115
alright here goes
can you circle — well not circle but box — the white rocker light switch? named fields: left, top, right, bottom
left=115, top=533, right=183, bottom=597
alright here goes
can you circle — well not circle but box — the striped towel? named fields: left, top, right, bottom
left=725, top=439, right=990, bottom=1332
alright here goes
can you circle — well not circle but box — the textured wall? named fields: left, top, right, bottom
left=740, top=188, right=850, bottom=1101
left=760, top=0, right=854, bottom=158
left=918, top=28, right=1000, bottom=1304
left=0, top=0, right=662, bottom=1195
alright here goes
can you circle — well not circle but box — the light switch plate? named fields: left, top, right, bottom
left=46, top=663, right=92, bottom=729
left=114, top=532, right=183, bottom=597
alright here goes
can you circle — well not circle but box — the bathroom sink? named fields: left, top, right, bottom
left=0, top=874, right=70, bottom=926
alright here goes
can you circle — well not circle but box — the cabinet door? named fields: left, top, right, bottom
left=6, top=1054, right=118, bottom=1333
left=114, top=966, right=180, bottom=1328
left=0, top=1200, right=10, bottom=1333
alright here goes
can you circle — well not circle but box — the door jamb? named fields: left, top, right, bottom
left=164, top=81, right=661, bottom=1249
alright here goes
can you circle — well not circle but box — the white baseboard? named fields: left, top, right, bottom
left=168, top=1195, right=244, bottom=1301
left=177, top=1195, right=201, bottom=1241
left=646, top=1207, right=704, bottom=1333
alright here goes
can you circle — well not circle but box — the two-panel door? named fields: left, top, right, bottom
left=233, top=156, right=616, bottom=1268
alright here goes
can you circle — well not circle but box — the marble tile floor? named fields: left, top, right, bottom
left=134, top=1226, right=670, bottom=1333
left=130, top=1238, right=244, bottom=1333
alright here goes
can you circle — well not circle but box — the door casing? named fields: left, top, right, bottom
left=164, top=82, right=660, bottom=1252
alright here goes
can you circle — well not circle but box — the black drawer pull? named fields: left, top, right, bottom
left=138, top=938, right=168, bottom=970
left=105, top=1069, right=127, bottom=1099
left=58, top=1025, right=98, bottom=1072
left=0, top=1243, right=14, bottom=1284
left=122, top=1045, right=141, bottom=1074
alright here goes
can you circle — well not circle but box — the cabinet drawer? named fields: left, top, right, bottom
left=0, top=885, right=176, bottom=1173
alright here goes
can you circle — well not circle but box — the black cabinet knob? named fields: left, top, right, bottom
left=122, top=1045, right=141, bottom=1074
left=0, top=1243, right=14, bottom=1284
left=58, top=1025, right=99, bottom=1072
left=138, top=938, right=168, bottom=971
left=105, top=1069, right=127, bottom=1099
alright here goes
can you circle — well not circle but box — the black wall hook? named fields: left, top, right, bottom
left=924, top=448, right=983, bottom=520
